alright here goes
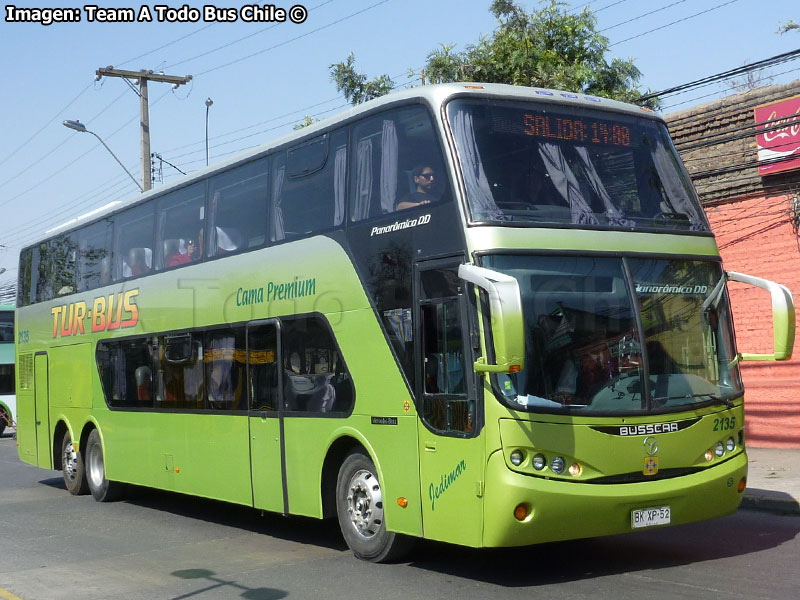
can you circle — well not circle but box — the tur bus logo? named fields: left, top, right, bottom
left=51, top=290, right=139, bottom=338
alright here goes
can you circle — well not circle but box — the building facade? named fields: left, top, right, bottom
left=667, top=80, right=800, bottom=448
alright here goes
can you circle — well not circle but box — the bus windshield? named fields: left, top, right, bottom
left=447, top=98, right=708, bottom=232
left=482, top=255, right=742, bottom=414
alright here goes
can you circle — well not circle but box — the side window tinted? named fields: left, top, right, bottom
left=115, top=201, right=155, bottom=280
left=157, top=333, right=204, bottom=409
left=97, top=338, right=154, bottom=408
left=248, top=324, right=279, bottom=411
left=282, top=317, right=353, bottom=414
left=351, top=105, right=448, bottom=221
left=42, top=235, right=78, bottom=298
left=18, top=248, right=34, bottom=306
left=77, top=219, right=113, bottom=291
left=419, top=266, right=471, bottom=435
left=208, top=157, right=269, bottom=258
left=272, top=130, right=347, bottom=242
left=156, top=183, right=205, bottom=270
left=205, top=328, right=247, bottom=410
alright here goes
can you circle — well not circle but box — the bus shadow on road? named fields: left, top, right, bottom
left=405, top=511, right=800, bottom=586
left=113, top=485, right=349, bottom=552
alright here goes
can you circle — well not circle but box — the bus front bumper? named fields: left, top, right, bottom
left=482, top=449, right=747, bottom=547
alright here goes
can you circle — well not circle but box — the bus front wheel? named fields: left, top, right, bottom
left=335, top=450, right=411, bottom=562
left=85, top=430, right=123, bottom=502
left=61, top=430, right=88, bottom=496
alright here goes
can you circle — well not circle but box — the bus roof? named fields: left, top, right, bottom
left=33, top=83, right=661, bottom=246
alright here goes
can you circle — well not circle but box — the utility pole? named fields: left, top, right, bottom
left=95, top=67, right=192, bottom=191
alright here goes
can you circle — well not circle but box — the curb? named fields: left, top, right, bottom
left=741, top=490, right=800, bottom=515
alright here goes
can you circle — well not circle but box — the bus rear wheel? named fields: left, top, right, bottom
left=0, top=406, right=8, bottom=436
left=335, top=450, right=412, bottom=562
left=61, top=430, right=88, bottom=495
left=85, top=429, right=123, bottom=502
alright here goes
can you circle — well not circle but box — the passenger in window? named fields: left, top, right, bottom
left=129, top=248, right=151, bottom=277
left=396, top=165, right=439, bottom=210
left=165, top=238, right=191, bottom=267
left=188, top=231, right=203, bottom=262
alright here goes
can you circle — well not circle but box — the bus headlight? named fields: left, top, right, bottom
left=510, top=449, right=525, bottom=466
left=532, top=454, right=547, bottom=471
left=714, top=442, right=725, bottom=457
left=551, top=456, right=566, bottom=475
left=726, top=437, right=736, bottom=453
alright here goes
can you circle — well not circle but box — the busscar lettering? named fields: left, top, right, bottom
left=619, top=422, right=679, bottom=436
left=5, top=6, right=81, bottom=25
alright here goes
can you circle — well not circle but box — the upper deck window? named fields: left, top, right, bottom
left=350, top=105, right=451, bottom=221
left=447, top=99, right=708, bottom=233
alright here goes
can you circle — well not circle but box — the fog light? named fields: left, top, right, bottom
left=568, top=462, right=582, bottom=477
left=532, top=453, right=546, bottom=471
left=514, top=503, right=530, bottom=521
left=704, top=449, right=714, bottom=462
left=715, top=442, right=725, bottom=457
left=510, top=449, right=524, bottom=466
left=551, top=456, right=566, bottom=474
left=726, top=437, right=736, bottom=453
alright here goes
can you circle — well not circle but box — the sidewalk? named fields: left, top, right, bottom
left=742, top=447, right=800, bottom=515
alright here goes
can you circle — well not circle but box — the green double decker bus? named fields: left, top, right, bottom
left=15, top=83, right=795, bottom=561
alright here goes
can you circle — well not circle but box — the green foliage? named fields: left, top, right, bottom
left=330, top=1, right=656, bottom=108
left=293, top=115, right=317, bottom=130
left=330, top=53, right=395, bottom=105
left=424, top=0, right=658, bottom=107
left=777, top=19, right=798, bottom=34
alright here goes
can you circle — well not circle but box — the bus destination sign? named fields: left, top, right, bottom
left=523, top=113, right=631, bottom=147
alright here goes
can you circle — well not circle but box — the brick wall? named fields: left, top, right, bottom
left=705, top=196, right=800, bottom=447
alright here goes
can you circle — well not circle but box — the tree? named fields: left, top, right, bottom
left=329, top=53, right=395, bottom=105
left=423, top=0, right=655, bottom=106
left=777, top=20, right=798, bottom=34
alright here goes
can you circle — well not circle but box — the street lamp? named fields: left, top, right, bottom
left=205, top=98, right=213, bottom=167
left=62, top=120, right=144, bottom=192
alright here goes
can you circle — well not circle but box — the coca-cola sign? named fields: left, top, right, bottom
left=754, top=95, right=800, bottom=176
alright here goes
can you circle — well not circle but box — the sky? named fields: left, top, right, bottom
left=0, top=0, right=798, bottom=288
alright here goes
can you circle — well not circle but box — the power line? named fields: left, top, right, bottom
left=610, top=0, right=741, bottom=47
left=600, top=0, right=688, bottom=33
left=166, top=0, right=340, bottom=70
left=195, top=0, right=390, bottom=77
left=641, top=48, right=800, bottom=102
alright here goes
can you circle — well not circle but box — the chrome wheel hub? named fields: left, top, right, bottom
left=346, top=469, right=384, bottom=539
left=63, top=441, right=78, bottom=482
left=87, top=443, right=104, bottom=488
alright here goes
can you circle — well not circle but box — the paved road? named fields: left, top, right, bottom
left=2, top=431, right=800, bottom=600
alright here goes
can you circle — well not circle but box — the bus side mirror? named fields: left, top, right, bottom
left=458, top=264, right=524, bottom=374
left=726, top=271, right=795, bottom=362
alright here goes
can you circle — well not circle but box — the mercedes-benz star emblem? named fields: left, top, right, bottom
left=643, top=436, right=658, bottom=456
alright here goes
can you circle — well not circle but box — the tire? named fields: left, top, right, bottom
left=61, top=430, right=89, bottom=496
left=335, top=450, right=412, bottom=562
left=85, top=429, right=123, bottom=502
left=0, top=407, right=7, bottom=437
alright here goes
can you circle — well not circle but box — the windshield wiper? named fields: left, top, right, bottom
left=652, top=392, right=742, bottom=409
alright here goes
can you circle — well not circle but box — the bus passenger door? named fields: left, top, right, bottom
left=247, top=320, right=286, bottom=514
left=34, top=352, right=52, bottom=468
left=415, top=260, right=485, bottom=546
